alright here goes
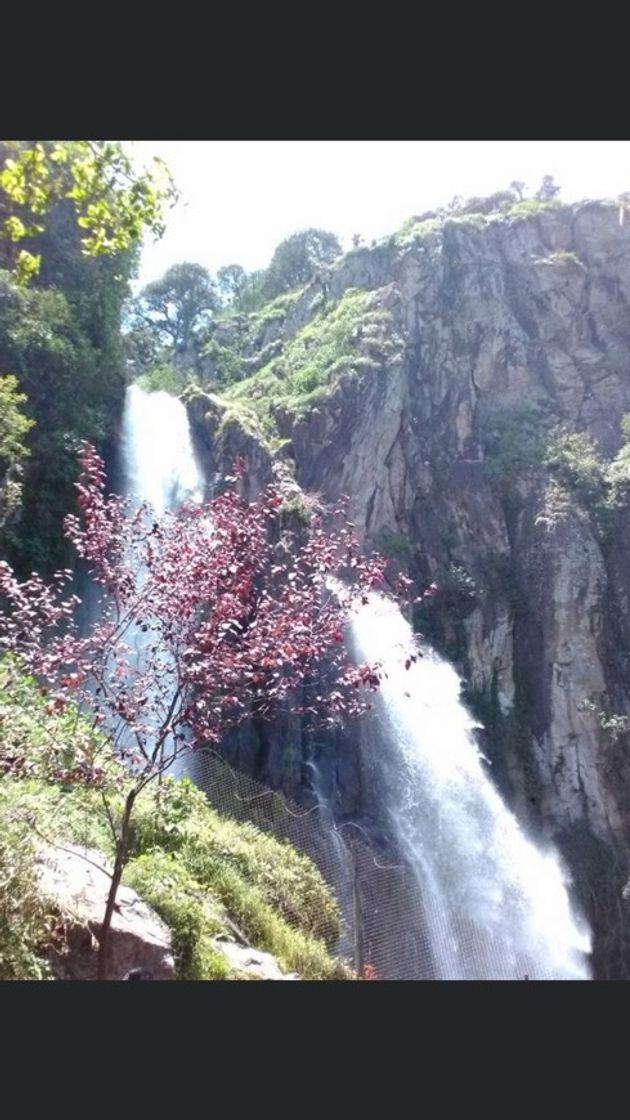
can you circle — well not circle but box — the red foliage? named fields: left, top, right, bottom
left=0, top=443, right=409, bottom=783
left=361, top=962, right=379, bottom=980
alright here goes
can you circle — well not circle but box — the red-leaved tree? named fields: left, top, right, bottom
left=0, top=444, right=407, bottom=979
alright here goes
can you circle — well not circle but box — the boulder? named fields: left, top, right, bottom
left=37, top=843, right=175, bottom=981
left=214, top=937, right=299, bottom=980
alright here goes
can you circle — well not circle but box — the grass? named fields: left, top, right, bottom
left=0, top=662, right=349, bottom=980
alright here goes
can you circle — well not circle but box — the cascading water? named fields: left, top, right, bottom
left=118, top=383, right=205, bottom=771
left=121, top=383, right=204, bottom=513
left=348, top=591, right=592, bottom=979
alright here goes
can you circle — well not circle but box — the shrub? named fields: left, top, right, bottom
left=0, top=784, right=54, bottom=979
left=481, top=404, right=547, bottom=485
left=543, top=429, right=607, bottom=506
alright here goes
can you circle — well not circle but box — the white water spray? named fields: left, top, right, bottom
left=348, top=592, right=592, bottom=979
left=121, top=383, right=204, bottom=513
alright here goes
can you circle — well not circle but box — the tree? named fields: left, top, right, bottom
left=122, top=324, right=169, bottom=377
left=535, top=174, right=561, bottom=203
left=0, top=446, right=407, bottom=979
left=264, top=228, right=342, bottom=299
left=0, top=141, right=176, bottom=286
left=0, top=141, right=178, bottom=574
left=216, top=264, right=247, bottom=307
left=509, top=180, right=526, bottom=201
left=0, top=374, right=34, bottom=526
left=131, top=262, right=218, bottom=357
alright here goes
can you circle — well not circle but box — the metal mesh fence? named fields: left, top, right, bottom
left=185, top=748, right=440, bottom=979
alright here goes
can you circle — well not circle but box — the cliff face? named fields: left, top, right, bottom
left=188, top=200, right=630, bottom=976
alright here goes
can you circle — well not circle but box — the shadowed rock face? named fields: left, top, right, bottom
left=188, top=201, right=630, bottom=977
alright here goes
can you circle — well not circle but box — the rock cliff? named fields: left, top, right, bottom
left=187, top=199, right=630, bottom=977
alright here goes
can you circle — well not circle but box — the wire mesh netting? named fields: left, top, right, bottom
left=186, top=748, right=443, bottom=979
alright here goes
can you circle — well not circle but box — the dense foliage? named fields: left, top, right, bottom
left=0, top=140, right=177, bottom=575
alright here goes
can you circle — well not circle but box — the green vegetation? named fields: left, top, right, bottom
left=542, top=429, right=607, bottom=506
left=394, top=216, right=444, bottom=249
left=604, top=414, right=630, bottom=507
left=280, top=493, right=315, bottom=527
left=0, top=373, right=34, bottom=524
left=202, top=338, right=247, bottom=385
left=0, top=141, right=175, bottom=286
left=136, top=365, right=195, bottom=395
left=0, top=660, right=346, bottom=980
left=481, top=403, right=630, bottom=535
left=249, top=287, right=305, bottom=326
left=0, top=264, right=131, bottom=573
left=505, top=198, right=563, bottom=220
left=222, top=288, right=401, bottom=442
left=377, top=527, right=415, bottom=563
left=480, top=404, right=548, bottom=486
left=0, top=140, right=176, bottom=575
left=392, top=179, right=565, bottom=254
left=413, top=563, right=478, bottom=662
left=540, top=421, right=630, bottom=518
left=0, top=783, right=54, bottom=979
left=262, top=228, right=341, bottom=301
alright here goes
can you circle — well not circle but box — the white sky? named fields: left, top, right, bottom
left=130, top=141, right=630, bottom=288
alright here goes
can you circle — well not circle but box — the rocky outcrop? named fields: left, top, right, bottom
left=187, top=200, right=630, bottom=976
left=37, top=844, right=175, bottom=981
left=213, top=938, right=300, bottom=979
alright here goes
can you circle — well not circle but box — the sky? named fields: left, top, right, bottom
left=130, top=141, right=630, bottom=289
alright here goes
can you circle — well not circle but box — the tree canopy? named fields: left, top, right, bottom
left=0, top=141, right=176, bottom=286
left=131, top=262, right=218, bottom=356
left=264, top=228, right=342, bottom=298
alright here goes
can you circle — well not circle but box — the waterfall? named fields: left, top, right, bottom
left=348, top=592, right=592, bottom=979
left=117, top=383, right=205, bottom=771
left=121, top=383, right=204, bottom=513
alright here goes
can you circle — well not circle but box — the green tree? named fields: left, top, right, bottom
left=131, top=262, right=218, bottom=358
left=0, top=373, right=34, bottom=526
left=0, top=141, right=176, bottom=286
left=264, top=228, right=341, bottom=298
left=216, top=263, right=246, bottom=306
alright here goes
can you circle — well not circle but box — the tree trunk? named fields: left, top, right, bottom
left=96, top=789, right=136, bottom=981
